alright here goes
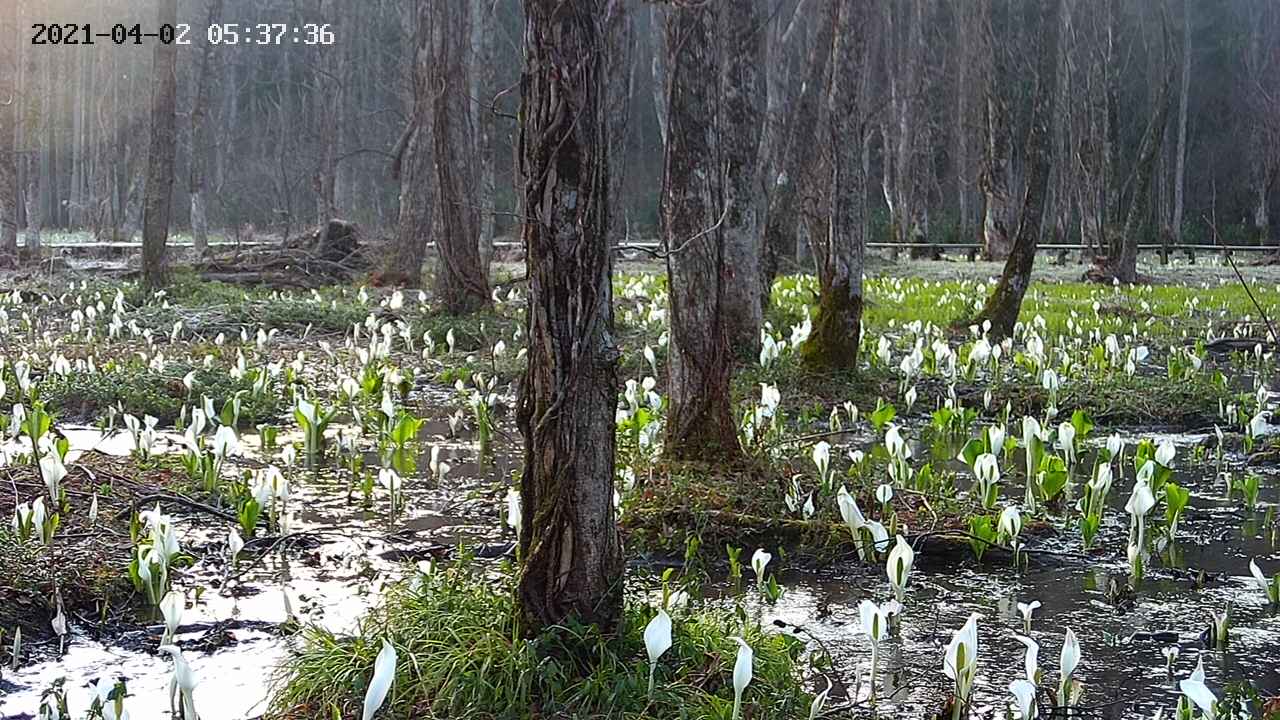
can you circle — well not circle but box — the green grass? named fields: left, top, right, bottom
left=270, top=562, right=811, bottom=720
left=38, top=362, right=281, bottom=426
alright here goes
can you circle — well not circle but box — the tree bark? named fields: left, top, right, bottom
left=189, top=0, right=223, bottom=255
left=604, top=0, right=635, bottom=247
left=24, top=155, right=40, bottom=257
left=516, top=0, right=623, bottom=636
left=662, top=1, right=741, bottom=463
left=719, top=0, right=765, bottom=359
left=387, top=0, right=437, bottom=288
left=971, top=0, right=1063, bottom=339
left=978, top=0, right=1014, bottom=261
left=760, top=0, right=808, bottom=200
left=800, top=0, right=864, bottom=370
left=141, top=0, right=179, bottom=290
left=471, top=0, right=497, bottom=263
left=1171, top=0, right=1190, bottom=248
left=0, top=0, right=17, bottom=263
left=648, top=5, right=669, bottom=146
left=760, top=2, right=836, bottom=312
left=1104, top=23, right=1174, bottom=284
left=431, top=0, right=491, bottom=314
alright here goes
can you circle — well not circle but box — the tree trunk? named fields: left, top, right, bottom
left=141, top=0, right=179, bottom=290
left=472, top=0, right=497, bottom=263
left=648, top=5, right=669, bottom=146
left=516, top=0, right=623, bottom=636
left=719, top=0, right=765, bottom=359
left=431, top=0, right=491, bottom=314
left=972, top=0, right=1063, bottom=339
left=189, top=0, right=223, bottom=255
left=0, top=0, right=17, bottom=263
left=1171, top=0, right=1190, bottom=248
left=387, top=0, right=437, bottom=288
left=24, top=155, right=40, bottom=257
left=1105, top=30, right=1174, bottom=284
left=604, top=0, right=635, bottom=248
left=760, top=2, right=836, bottom=311
left=979, top=0, right=1014, bottom=261
left=760, top=0, right=807, bottom=200
left=800, top=0, right=864, bottom=370
left=662, top=1, right=741, bottom=463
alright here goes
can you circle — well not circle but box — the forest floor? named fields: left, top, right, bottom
left=0, top=252, right=1277, bottom=719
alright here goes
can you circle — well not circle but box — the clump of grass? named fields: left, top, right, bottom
left=39, top=363, right=280, bottom=426
left=271, top=562, right=810, bottom=720
left=982, top=371, right=1229, bottom=427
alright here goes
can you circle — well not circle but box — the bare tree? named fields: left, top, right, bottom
left=0, top=0, right=17, bottom=264
left=800, top=0, right=865, bottom=368
left=1170, top=0, right=1191, bottom=249
left=431, top=0, right=491, bottom=314
left=516, top=0, right=623, bottom=635
left=1244, top=1, right=1280, bottom=246
left=604, top=0, right=635, bottom=247
left=978, top=0, right=1014, bottom=261
left=719, top=0, right=765, bottom=358
left=881, top=0, right=929, bottom=255
left=661, top=1, right=742, bottom=463
left=471, top=0, right=498, bottom=262
left=1099, top=14, right=1174, bottom=284
left=189, top=0, right=224, bottom=255
left=760, top=4, right=836, bottom=310
left=648, top=5, right=669, bottom=146
left=141, top=0, right=178, bottom=290
left=386, top=0, right=437, bottom=288
left=970, top=0, right=1063, bottom=337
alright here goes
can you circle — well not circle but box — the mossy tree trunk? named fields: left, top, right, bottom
left=431, top=0, right=491, bottom=314
left=141, top=0, right=178, bottom=291
left=516, top=0, right=623, bottom=636
left=760, top=0, right=836, bottom=318
left=718, top=0, right=764, bottom=360
left=972, top=0, right=1063, bottom=338
left=662, top=1, right=741, bottom=463
left=800, top=0, right=864, bottom=370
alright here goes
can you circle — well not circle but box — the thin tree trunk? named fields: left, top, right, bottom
left=1105, top=27, right=1174, bottom=284
left=649, top=5, right=669, bottom=146
left=719, top=0, right=765, bottom=358
left=141, top=0, right=179, bottom=290
left=800, top=0, right=864, bottom=369
left=760, top=3, right=836, bottom=311
left=516, top=0, right=623, bottom=636
left=189, top=0, right=223, bottom=255
left=663, top=1, right=741, bottom=463
left=387, top=0, right=437, bottom=288
left=605, top=0, right=635, bottom=248
left=1171, top=0, right=1190, bottom=248
left=760, top=0, right=807, bottom=196
left=979, top=0, right=1014, bottom=261
left=0, top=0, right=17, bottom=262
left=472, top=0, right=497, bottom=263
left=24, top=155, right=40, bottom=257
left=972, top=0, right=1063, bottom=338
left=431, top=0, right=491, bottom=314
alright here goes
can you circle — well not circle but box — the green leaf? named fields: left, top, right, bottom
left=1070, top=410, right=1094, bottom=441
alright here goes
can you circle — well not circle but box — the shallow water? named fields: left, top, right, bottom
left=2, top=419, right=1278, bottom=719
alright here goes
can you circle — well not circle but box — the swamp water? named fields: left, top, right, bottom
left=2, top=420, right=1278, bottom=719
